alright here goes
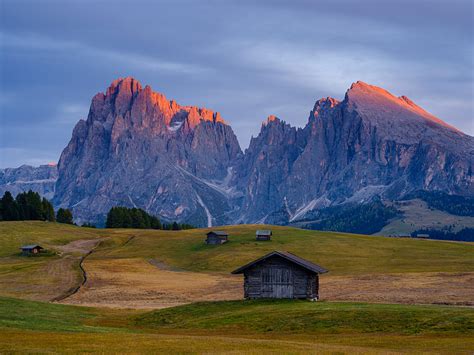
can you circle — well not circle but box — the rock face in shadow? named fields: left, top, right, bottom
left=52, top=78, right=473, bottom=227
left=54, top=77, right=242, bottom=226
left=236, top=82, right=473, bottom=225
left=0, top=164, right=57, bottom=199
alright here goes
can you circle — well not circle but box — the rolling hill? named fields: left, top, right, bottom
left=0, top=221, right=473, bottom=352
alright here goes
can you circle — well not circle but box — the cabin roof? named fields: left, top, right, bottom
left=207, top=231, right=228, bottom=237
left=231, top=250, right=328, bottom=274
left=256, top=230, right=272, bottom=236
left=20, top=244, right=43, bottom=250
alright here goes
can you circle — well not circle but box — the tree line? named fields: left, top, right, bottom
left=0, top=190, right=73, bottom=224
left=404, top=190, right=474, bottom=217
left=106, top=206, right=194, bottom=230
left=301, top=199, right=399, bottom=235
left=1, top=190, right=194, bottom=230
left=411, top=227, right=474, bottom=242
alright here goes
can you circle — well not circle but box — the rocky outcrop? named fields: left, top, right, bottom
left=237, top=81, right=473, bottom=224
left=0, top=164, right=57, bottom=199
left=54, top=77, right=242, bottom=226
left=51, top=78, right=473, bottom=228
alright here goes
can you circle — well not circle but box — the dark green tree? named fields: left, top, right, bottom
left=172, top=221, right=180, bottom=230
left=0, top=191, right=19, bottom=221
left=56, top=208, right=73, bottom=224
left=105, top=206, right=167, bottom=230
left=106, top=207, right=122, bottom=228
left=42, top=198, right=55, bottom=222
left=16, top=190, right=43, bottom=220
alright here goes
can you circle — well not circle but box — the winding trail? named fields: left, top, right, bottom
left=51, top=239, right=103, bottom=302
left=53, top=235, right=136, bottom=302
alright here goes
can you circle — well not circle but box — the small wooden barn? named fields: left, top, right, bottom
left=205, top=231, right=229, bottom=245
left=20, top=244, right=44, bottom=256
left=232, top=251, right=327, bottom=300
left=256, top=230, right=272, bottom=241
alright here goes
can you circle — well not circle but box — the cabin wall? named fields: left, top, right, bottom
left=206, top=235, right=227, bottom=245
left=242, top=256, right=317, bottom=299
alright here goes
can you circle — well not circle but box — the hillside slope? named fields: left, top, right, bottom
left=0, top=222, right=473, bottom=308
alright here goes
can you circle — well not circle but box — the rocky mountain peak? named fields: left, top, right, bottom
left=88, top=77, right=231, bottom=134
left=48, top=78, right=472, bottom=229
left=262, top=115, right=281, bottom=126
left=106, top=76, right=143, bottom=97
left=310, top=97, right=340, bottom=121
left=344, top=81, right=461, bottom=134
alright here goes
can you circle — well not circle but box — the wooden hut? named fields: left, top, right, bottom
left=20, top=245, right=44, bottom=256
left=256, top=230, right=272, bottom=241
left=232, top=251, right=327, bottom=300
left=205, top=231, right=229, bottom=245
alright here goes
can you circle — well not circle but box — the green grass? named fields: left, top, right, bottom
left=0, top=221, right=104, bottom=257
left=137, top=299, right=474, bottom=335
left=1, top=221, right=473, bottom=277
left=98, top=224, right=474, bottom=275
left=1, top=221, right=474, bottom=352
left=0, top=296, right=473, bottom=353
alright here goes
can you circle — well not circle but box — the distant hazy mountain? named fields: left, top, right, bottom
left=0, top=164, right=57, bottom=200
left=3, top=78, right=472, bottom=232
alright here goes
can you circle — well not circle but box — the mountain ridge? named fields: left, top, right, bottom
left=2, top=77, right=473, bottom=231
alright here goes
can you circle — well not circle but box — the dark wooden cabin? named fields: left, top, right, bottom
left=20, top=245, right=44, bottom=256
left=256, top=230, right=272, bottom=241
left=206, top=231, right=229, bottom=245
left=232, top=251, right=327, bottom=300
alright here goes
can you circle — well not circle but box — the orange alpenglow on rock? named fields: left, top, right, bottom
left=92, top=76, right=227, bottom=133
left=345, top=81, right=459, bottom=132
left=263, top=115, right=280, bottom=126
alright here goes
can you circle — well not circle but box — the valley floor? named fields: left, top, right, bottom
left=0, top=221, right=473, bottom=353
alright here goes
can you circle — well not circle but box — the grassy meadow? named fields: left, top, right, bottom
left=0, top=296, right=473, bottom=353
left=0, top=221, right=473, bottom=353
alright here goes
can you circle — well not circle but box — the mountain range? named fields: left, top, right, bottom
left=2, top=77, right=473, bottom=232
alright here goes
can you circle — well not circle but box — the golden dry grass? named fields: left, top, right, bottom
left=60, top=258, right=242, bottom=309
left=1, top=222, right=474, bottom=308
left=322, top=272, right=474, bottom=305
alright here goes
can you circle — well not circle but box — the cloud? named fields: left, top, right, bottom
left=0, top=32, right=210, bottom=75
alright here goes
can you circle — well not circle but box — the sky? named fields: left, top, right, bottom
left=0, top=0, right=473, bottom=168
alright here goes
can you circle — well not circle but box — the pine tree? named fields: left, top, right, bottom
left=172, top=221, right=180, bottom=230
left=56, top=208, right=73, bottom=224
left=42, top=198, right=55, bottom=222
left=0, top=191, right=19, bottom=220
left=15, top=190, right=43, bottom=220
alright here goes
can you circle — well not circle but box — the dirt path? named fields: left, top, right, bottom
left=51, top=239, right=104, bottom=302
left=59, top=258, right=242, bottom=309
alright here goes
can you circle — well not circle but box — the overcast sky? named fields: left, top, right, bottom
left=1, top=0, right=473, bottom=168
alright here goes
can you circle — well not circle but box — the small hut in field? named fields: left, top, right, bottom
left=232, top=251, right=327, bottom=300
left=205, top=231, right=228, bottom=245
left=20, top=245, right=44, bottom=256
left=256, top=230, right=272, bottom=241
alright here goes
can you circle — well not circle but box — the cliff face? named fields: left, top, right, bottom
left=50, top=78, right=473, bottom=227
left=54, top=77, right=242, bottom=225
left=0, top=164, right=57, bottom=199
left=238, top=82, right=474, bottom=224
